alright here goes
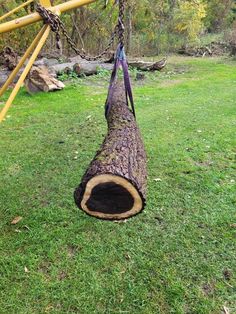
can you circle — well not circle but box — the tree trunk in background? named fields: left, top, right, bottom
left=74, top=81, right=147, bottom=220
left=126, top=5, right=133, bottom=55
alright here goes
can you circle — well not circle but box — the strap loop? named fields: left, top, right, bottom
left=105, top=44, right=136, bottom=119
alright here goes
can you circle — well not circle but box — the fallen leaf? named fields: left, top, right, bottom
left=45, top=305, right=54, bottom=312
left=230, top=223, right=236, bottom=228
left=58, top=271, right=67, bottom=280
left=114, top=219, right=127, bottom=223
left=125, top=253, right=131, bottom=260
left=223, top=269, right=231, bottom=281
left=223, top=306, right=230, bottom=314
left=23, top=225, right=30, bottom=231
left=24, top=266, right=29, bottom=273
left=11, top=216, right=22, bottom=225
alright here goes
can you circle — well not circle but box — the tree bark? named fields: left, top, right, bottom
left=126, top=5, right=133, bottom=55
left=128, top=58, right=167, bottom=71
left=74, top=81, right=147, bottom=220
left=0, top=46, right=18, bottom=70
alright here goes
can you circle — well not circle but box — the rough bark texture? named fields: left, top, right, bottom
left=74, top=80, right=147, bottom=220
left=73, top=62, right=98, bottom=76
left=128, top=58, right=167, bottom=71
left=0, top=46, right=18, bottom=70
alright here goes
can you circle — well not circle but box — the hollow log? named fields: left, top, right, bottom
left=73, top=62, right=98, bottom=76
left=74, top=81, right=147, bottom=220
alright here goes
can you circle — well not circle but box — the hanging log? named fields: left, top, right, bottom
left=74, top=81, right=147, bottom=220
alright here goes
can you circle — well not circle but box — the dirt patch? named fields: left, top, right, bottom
left=159, top=79, right=184, bottom=87
left=202, top=282, right=215, bottom=296
left=195, top=160, right=213, bottom=167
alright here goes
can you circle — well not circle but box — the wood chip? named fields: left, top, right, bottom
left=223, top=306, right=230, bottom=314
left=125, top=253, right=131, bottom=260
left=153, top=178, right=162, bottom=182
left=24, top=266, right=29, bottom=273
left=11, top=216, right=22, bottom=225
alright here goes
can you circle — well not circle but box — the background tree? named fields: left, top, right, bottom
left=0, top=0, right=236, bottom=56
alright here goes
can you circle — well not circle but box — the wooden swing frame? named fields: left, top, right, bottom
left=0, top=0, right=97, bottom=122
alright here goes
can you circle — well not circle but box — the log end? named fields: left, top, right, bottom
left=74, top=174, right=145, bottom=220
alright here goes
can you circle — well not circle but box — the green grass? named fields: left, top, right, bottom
left=0, top=56, right=235, bottom=314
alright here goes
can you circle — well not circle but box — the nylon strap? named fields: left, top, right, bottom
left=105, top=44, right=136, bottom=119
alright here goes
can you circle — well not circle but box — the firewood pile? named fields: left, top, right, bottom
left=0, top=46, right=18, bottom=70
left=178, top=42, right=231, bottom=57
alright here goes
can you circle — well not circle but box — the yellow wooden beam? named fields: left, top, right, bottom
left=0, top=0, right=34, bottom=22
left=39, top=0, right=52, bottom=8
left=0, top=0, right=97, bottom=34
left=0, top=25, right=51, bottom=122
left=0, top=26, right=47, bottom=97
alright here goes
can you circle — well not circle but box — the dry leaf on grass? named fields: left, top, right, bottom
left=223, top=306, right=230, bottom=314
left=153, top=178, right=162, bottom=182
left=11, top=216, right=22, bottom=225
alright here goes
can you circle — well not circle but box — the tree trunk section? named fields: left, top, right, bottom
left=126, top=5, right=132, bottom=55
left=128, top=59, right=167, bottom=71
left=74, top=81, right=147, bottom=220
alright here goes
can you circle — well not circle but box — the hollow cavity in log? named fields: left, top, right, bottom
left=74, top=81, right=147, bottom=220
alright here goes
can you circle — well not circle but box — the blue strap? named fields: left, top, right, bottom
left=105, top=44, right=136, bottom=119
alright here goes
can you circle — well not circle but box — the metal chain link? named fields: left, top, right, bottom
left=36, top=0, right=125, bottom=61
left=118, top=0, right=125, bottom=48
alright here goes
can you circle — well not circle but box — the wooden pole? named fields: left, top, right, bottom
left=0, top=26, right=47, bottom=97
left=0, top=0, right=97, bottom=122
left=0, top=0, right=96, bottom=34
left=0, top=26, right=51, bottom=122
left=0, top=0, right=34, bottom=22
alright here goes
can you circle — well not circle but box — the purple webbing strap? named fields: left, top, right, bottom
left=105, top=44, right=136, bottom=119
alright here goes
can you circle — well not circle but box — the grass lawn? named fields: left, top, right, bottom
left=0, top=56, right=235, bottom=314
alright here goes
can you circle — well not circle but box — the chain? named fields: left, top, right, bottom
left=36, top=1, right=125, bottom=61
left=118, top=0, right=125, bottom=48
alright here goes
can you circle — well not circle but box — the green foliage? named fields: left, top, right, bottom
left=173, top=0, right=206, bottom=43
left=0, top=56, right=236, bottom=313
left=57, top=70, right=78, bottom=82
left=0, top=0, right=235, bottom=55
left=203, top=0, right=235, bottom=32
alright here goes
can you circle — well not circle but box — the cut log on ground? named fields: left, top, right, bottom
left=103, top=51, right=115, bottom=63
left=73, top=62, right=98, bottom=76
left=128, top=58, right=167, bottom=71
left=24, top=65, right=65, bottom=94
left=74, top=81, right=147, bottom=220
